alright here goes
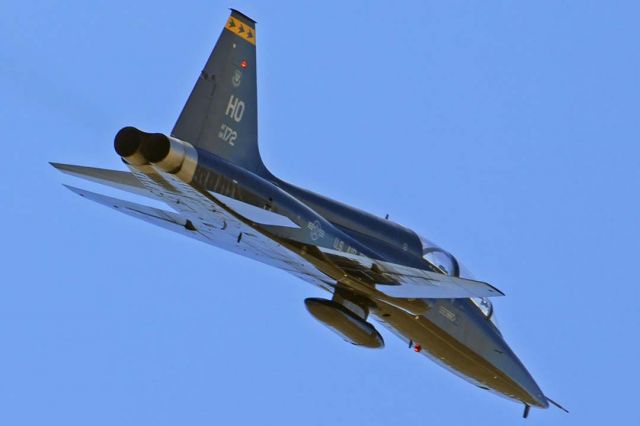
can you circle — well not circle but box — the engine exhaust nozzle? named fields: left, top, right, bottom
left=114, top=127, right=198, bottom=182
left=114, top=126, right=164, bottom=166
left=140, top=133, right=182, bottom=172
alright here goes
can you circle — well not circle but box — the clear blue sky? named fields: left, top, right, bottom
left=2, top=1, right=638, bottom=424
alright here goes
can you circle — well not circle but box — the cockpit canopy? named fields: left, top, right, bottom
left=418, top=235, right=496, bottom=323
left=420, top=238, right=460, bottom=277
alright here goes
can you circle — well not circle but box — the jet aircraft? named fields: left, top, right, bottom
left=52, top=9, right=567, bottom=418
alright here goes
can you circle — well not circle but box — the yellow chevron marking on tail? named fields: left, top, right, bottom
left=225, top=17, right=256, bottom=45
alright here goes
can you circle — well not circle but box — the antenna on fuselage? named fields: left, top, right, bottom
left=546, top=397, right=570, bottom=413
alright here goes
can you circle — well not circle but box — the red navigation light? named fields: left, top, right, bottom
left=240, top=59, right=248, bottom=69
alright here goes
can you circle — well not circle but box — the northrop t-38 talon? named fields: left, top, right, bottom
left=52, top=10, right=567, bottom=417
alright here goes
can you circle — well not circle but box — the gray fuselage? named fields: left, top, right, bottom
left=192, top=146, right=548, bottom=408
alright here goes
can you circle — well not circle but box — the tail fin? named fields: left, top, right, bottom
left=171, top=9, right=268, bottom=176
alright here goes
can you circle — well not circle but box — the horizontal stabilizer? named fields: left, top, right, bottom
left=51, top=162, right=160, bottom=200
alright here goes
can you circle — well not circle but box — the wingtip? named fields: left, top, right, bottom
left=61, top=184, right=85, bottom=197
left=485, top=281, right=505, bottom=297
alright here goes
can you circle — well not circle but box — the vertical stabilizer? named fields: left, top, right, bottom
left=172, top=10, right=268, bottom=176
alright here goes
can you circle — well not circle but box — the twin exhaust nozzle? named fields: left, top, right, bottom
left=114, top=126, right=198, bottom=182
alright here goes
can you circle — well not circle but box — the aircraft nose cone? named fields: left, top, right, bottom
left=497, top=344, right=549, bottom=408
left=516, top=369, right=548, bottom=408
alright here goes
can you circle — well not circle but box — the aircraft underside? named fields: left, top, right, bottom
left=51, top=8, right=566, bottom=418
left=51, top=153, right=547, bottom=410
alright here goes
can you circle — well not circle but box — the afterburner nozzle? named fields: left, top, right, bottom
left=114, top=126, right=198, bottom=182
left=114, top=126, right=165, bottom=166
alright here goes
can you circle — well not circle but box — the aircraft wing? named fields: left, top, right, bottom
left=143, top=167, right=502, bottom=300
left=54, top=166, right=336, bottom=293
left=54, top=163, right=502, bottom=300
left=377, top=270, right=503, bottom=299
left=319, top=247, right=504, bottom=299
left=63, top=184, right=214, bottom=243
